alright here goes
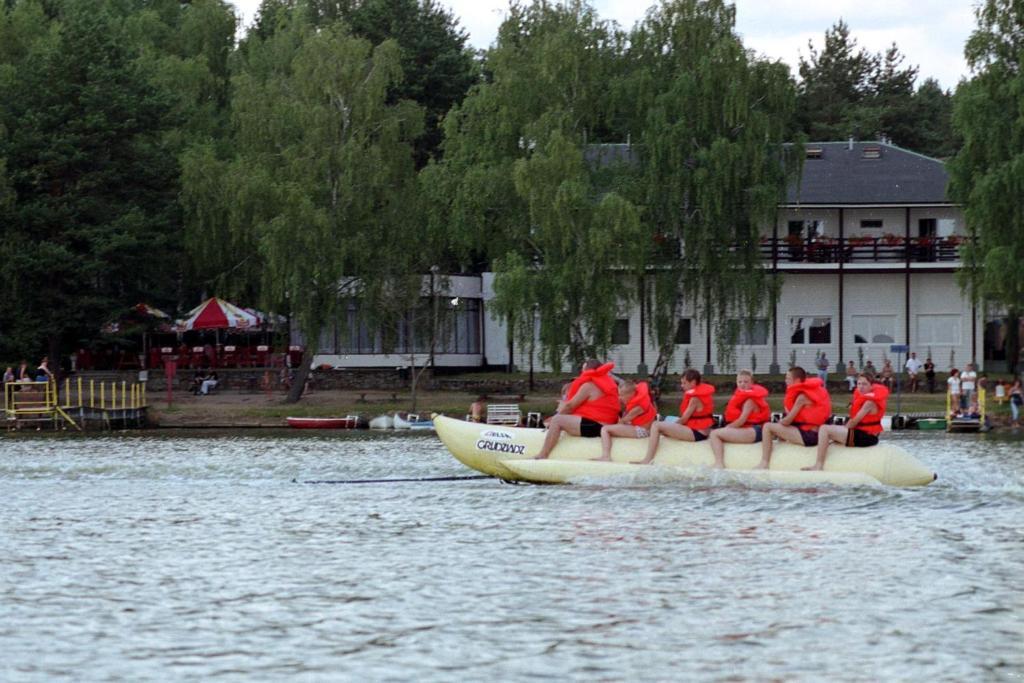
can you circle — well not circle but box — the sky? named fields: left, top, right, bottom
left=229, top=0, right=974, bottom=90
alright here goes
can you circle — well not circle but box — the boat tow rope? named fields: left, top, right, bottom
left=294, top=475, right=492, bottom=485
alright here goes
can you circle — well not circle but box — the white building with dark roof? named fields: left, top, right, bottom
left=311, top=140, right=988, bottom=376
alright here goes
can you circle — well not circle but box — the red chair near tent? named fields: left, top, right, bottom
left=190, top=346, right=206, bottom=368
left=288, top=345, right=304, bottom=368
left=221, top=345, right=238, bottom=368
left=252, top=345, right=269, bottom=368
left=147, top=347, right=161, bottom=370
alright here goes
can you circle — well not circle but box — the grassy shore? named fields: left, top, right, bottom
left=146, top=382, right=1017, bottom=428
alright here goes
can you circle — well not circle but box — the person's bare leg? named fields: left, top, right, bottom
left=634, top=422, right=662, bottom=465
left=594, top=424, right=642, bottom=461
left=633, top=421, right=694, bottom=464
left=535, top=415, right=576, bottom=459
left=709, top=427, right=756, bottom=469
left=756, top=423, right=778, bottom=469
left=756, top=423, right=804, bottom=469
left=597, top=425, right=614, bottom=461
left=805, top=425, right=846, bottom=470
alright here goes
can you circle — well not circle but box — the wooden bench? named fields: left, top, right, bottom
left=486, top=404, right=522, bottom=426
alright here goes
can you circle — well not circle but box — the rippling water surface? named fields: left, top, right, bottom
left=1, top=430, right=1022, bottom=681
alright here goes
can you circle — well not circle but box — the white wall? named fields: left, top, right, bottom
left=774, top=207, right=965, bottom=239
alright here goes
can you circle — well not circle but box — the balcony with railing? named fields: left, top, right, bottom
left=758, top=235, right=967, bottom=266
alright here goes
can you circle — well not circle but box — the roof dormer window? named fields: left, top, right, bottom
left=862, top=146, right=881, bottom=159
left=806, top=147, right=823, bottom=159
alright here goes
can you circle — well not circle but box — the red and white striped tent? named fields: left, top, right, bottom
left=176, top=298, right=262, bottom=331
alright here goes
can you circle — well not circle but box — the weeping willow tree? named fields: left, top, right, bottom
left=615, top=0, right=801, bottom=378
left=181, top=6, right=423, bottom=401
left=948, top=0, right=1024, bottom=374
left=425, top=1, right=645, bottom=370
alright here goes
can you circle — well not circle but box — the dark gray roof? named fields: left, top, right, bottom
left=583, top=141, right=952, bottom=205
left=786, top=141, right=951, bottom=205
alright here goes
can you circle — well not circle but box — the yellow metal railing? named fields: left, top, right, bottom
left=6, top=379, right=148, bottom=418
left=53, top=378, right=148, bottom=410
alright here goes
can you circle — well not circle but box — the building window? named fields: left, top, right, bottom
left=917, top=314, right=960, bottom=345
left=728, top=318, right=770, bottom=346
left=790, top=316, right=831, bottom=344
left=918, top=218, right=937, bottom=238
left=612, top=319, right=630, bottom=345
left=860, top=219, right=883, bottom=230
left=674, top=318, right=692, bottom=345
left=853, top=315, right=897, bottom=344
left=788, top=220, right=821, bottom=239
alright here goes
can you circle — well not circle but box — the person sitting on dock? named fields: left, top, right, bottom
left=708, top=370, right=771, bottom=469
left=804, top=373, right=889, bottom=471
left=634, top=369, right=714, bottom=465
left=594, top=380, right=657, bottom=461
left=199, top=371, right=219, bottom=396
left=757, top=366, right=831, bottom=469
left=534, top=360, right=619, bottom=459
left=34, top=356, right=53, bottom=383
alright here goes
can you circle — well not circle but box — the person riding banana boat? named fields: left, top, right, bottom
left=593, top=379, right=657, bottom=461
left=757, top=366, right=832, bottom=469
left=633, top=369, right=715, bottom=465
left=805, top=372, right=889, bottom=471
left=534, top=359, right=620, bottom=460
left=708, top=370, right=771, bottom=469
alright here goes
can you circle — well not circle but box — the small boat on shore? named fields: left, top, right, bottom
left=432, top=415, right=936, bottom=488
left=369, top=414, right=394, bottom=430
left=286, top=416, right=362, bottom=429
left=393, top=412, right=435, bottom=431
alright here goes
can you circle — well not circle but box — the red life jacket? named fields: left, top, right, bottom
left=567, top=362, right=621, bottom=425
left=851, top=383, right=889, bottom=435
left=783, top=377, right=832, bottom=431
left=625, top=381, right=657, bottom=428
left=724, top=384, right=771, bottom=426
left=679, top=382, right=715, bottom=431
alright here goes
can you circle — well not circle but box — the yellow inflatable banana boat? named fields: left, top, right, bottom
left=433, top=415, right=936, bottom=487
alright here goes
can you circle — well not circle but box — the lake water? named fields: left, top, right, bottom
left=1, top=430, right=1022, bottom=681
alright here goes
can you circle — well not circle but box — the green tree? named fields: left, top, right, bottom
left=619, top=0, right=799, bottom=375
left=796, top=19, right=957, bottom=158
left=796, top=19, right=877, bottom=141
left=0, top=0, right=180, bottom=363
left=948, top=0, right=1024, bottom=374
left=181, top=11, right=424, bottom=401
left=344, top=0, right=477, bottom=166
left=430, top=1, right=642, bottom=370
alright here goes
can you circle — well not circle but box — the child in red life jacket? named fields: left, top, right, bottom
left=634, top=369, right=714, bottom=465
left=708, top=370, right=771, bottom=468
left=757, top=366, right=832, bottom=469
left=534, top=359, right=620, bottom=459
left=805, top=372, right=889, bottom=471
left=594, top=380, right=658, bottom=461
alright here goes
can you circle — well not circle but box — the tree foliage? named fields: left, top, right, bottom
left=618, top=0, right=798, bottom=373
left=0, top=0, right=186, bottom=361
left=948, top=0, right=1024, bottom=372
left=181, top=9, right=424, bottom=400
left=797, top=19, right=957, bottom=158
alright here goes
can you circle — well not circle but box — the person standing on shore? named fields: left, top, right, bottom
left=905, top=352, right=922, bottom=393
left=1009, top=378, right=1022, bottom=427
left=815, top=352, right=829, bottom=384
left=961, top=363, right=978, bottom=410
left=924, top=357, right=936, bottom=393
left=947, top=368, right=961, bottom=415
